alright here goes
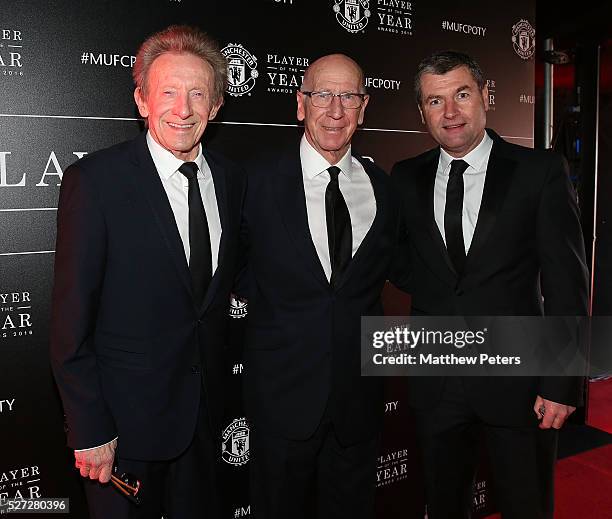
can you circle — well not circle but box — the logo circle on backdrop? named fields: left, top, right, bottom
left=511, top=19, right=535, bottom=60
left=221, top=417, right=250, bottom=466
left=229, top=294, right=248, bottom=319
left=221, top=44, right=259, bottom=97
left=333, top=0, right=370, bottom=33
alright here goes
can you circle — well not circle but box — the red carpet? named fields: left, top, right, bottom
left=554, top=444, right=612, bottom=518
left=485, top=444, right=612, bottom=518
left=485, top=378, right=612, bottom=518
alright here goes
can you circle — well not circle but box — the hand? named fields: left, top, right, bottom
left=74, top=438, right=117, bottom=483
left=533, top=395, right=575, bottom=430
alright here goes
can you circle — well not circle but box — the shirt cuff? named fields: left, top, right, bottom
left=74, top=437, right=118, bottom=452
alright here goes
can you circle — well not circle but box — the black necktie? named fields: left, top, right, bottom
left=445, top=159, right=469, bottom=275
left=325, top=166, right=352, bottom=288
left=178, top=161, right=212, bottom=306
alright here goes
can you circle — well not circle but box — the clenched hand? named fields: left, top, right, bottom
left=74, top=438, right=117, bottom=483
left=534, top=395, right=575, bottom=430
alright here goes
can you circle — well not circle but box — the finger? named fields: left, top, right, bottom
left=539, top=411, right=555, bottom=429
left=98, top=463, right=113, bottom=484
left=552, top=410, right=569, bottom=429
left=552, top=416, right=565, bottom=429
left=79, top=465, right=90, bottom=478
left=89, top=465, right=101, bottom=480
left=533, top=396, right=544, bottom=419
left=74, top=453, right=85, bottom=469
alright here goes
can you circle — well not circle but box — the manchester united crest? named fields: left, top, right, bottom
left=229, top=293, right=248, bottom=319
left=221, top=417, right=250, bottom=466
left=333, top=0, right=371, bottom=34
left=221, top=43, right=259, bottom=97
left=512, top=19, right=535, bottom=60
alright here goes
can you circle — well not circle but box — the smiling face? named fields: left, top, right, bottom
left=418, top=65, right=489, bottom=157
left=134, top=52, right=221, bottom=161
left=296, top=54, right=369, bottom=165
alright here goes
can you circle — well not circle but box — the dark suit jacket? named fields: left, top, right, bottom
left=50, top=132, right=245, bottom=460
left=391, top=129, right=589, bottom=426
left=241, top=144, right=397, bottom=445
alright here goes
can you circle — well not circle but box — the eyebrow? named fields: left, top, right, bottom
left=424, top=84, right=473, bottom=102
left=454, top=84, right=472, bottom=93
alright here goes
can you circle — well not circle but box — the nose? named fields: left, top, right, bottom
left=444, top=98, right=457, bottom=119
left=326, top=95, right=345, bottom=118
left=174, top=92, right=192, bottom=119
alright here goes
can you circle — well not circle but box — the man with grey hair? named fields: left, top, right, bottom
left=240, top=53, right=397, bottom=518
left=50, top=25, right=244, bottom=518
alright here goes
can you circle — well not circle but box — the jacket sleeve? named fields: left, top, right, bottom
left=536, top=152, right=589, bottom=406
left=49, top=164, right=117, bottom=449
left=387, top=162, right=413, bottom=294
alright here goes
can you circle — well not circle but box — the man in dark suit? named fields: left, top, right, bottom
left=50, top=25, right=244, bottom=518
left=391, top=50, right=589, bottom=519
left=240, top=54, right=396, bottom=519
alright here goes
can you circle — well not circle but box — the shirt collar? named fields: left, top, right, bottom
left=146, top=131, right=205, bottom=180
left=299, top=134, right=353, bottom=181
left=439, top=131, right=493, bottom=176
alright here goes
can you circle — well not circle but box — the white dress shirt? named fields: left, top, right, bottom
left=434, top=132, right=493, bottom=253
left=146, top=132, right=222, bottom=274
left=300, top=135, right=377, bottom=281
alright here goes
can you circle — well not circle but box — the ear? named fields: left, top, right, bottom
left=208, top=99, right=223, bottom=120
left=296, top=91, right=306, bottom=122
left=357, top=95, right=370, bottom=125
left=134, top=87, right=149, bottom=118
left=418, top=105, right=425, bottom=125
left=482, top=85, right=490, bottom=112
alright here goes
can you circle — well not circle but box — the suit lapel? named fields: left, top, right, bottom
left=274, top=149, right=329, bottom=289
left=334, top=155, right=384, bottom=290
left=130, top=133, right=193, bottom=300
left=416, top=151, right=458, bottom=285
left=199, top=149, right=229, bottom=315
left=465, top=134, right=515, bottom=269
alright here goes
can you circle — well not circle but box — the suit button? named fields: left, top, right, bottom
left=191, top=365, right=201, bottom=374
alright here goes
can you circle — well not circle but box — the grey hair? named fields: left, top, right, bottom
left=133, top=25, right=227, bottom=105
left=414, top=50, right=485, bottom=105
